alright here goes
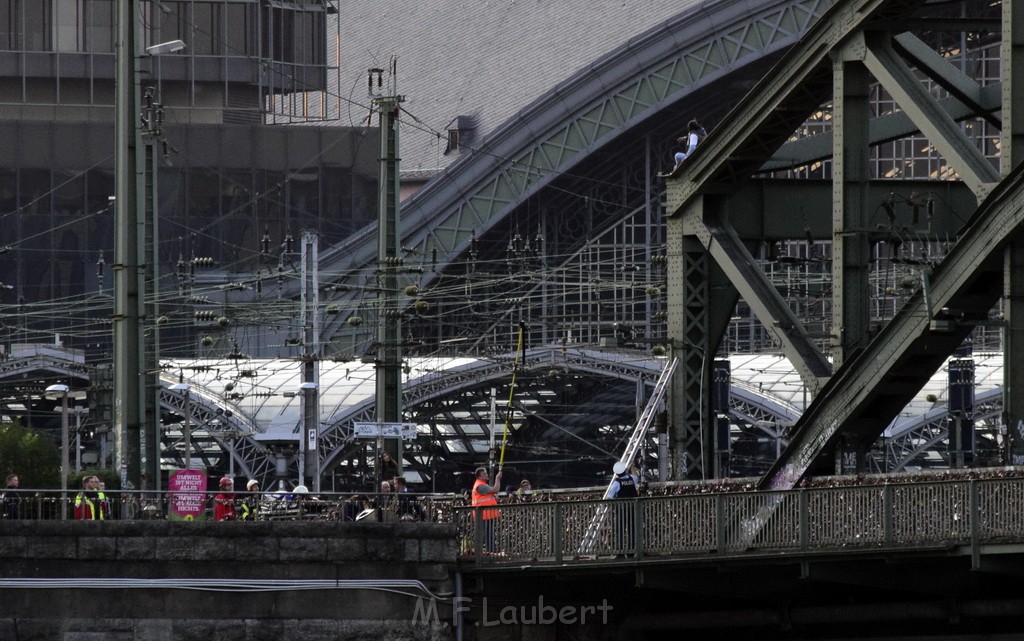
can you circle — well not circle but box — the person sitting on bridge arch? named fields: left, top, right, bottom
left=672, top=119, right=706, bottom=169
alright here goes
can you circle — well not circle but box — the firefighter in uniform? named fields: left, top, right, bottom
left=239, top=479, right=260, bottom=521
left=74, top=475, right=107, bottom=520
left=609, top=462, right=638, bottom=557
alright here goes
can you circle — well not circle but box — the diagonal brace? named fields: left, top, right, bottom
left=690, top=211, right=831, bottom=396
left=892, top=33, right=997, bottom=129
left=862, top=35, right=1000, bottom=200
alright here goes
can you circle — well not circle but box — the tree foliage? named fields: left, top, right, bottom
left=0, top=420, right=60, bottom=488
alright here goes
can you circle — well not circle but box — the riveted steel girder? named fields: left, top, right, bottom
left=831, top=53, right=872, bottom=369
left=1003, top=0, right=1024, bottom=173
left=1002, top=0, right=1024, bottom=467
left=764, top=163, right=1024, bottom=490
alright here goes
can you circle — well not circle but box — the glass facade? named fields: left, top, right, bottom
left=0, top=120, right=378, bottom=358
left=0, top=0, right=338, bottom=121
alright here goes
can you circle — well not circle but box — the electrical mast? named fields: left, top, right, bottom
left=370, top=62, right=405, bottom=471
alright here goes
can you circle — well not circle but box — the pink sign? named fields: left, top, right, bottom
left=168, top=469, right=208, bottom=521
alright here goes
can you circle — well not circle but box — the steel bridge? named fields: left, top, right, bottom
left=259, top=0, right=1017, bottom=488
left=454, top=472, right=1024, bottom=640
left=7, top=0, right=1020, bottom=494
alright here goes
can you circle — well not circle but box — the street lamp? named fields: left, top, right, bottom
left=145, top=39, right=185, bottom=56
left=298, top=381, right=319, bottom=492
left=45, top=384, right=70, bottom=520
left=170, top=383, right=191, bottom=469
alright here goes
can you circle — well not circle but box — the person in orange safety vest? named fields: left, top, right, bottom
left=471, top=467, right=502, bottom=554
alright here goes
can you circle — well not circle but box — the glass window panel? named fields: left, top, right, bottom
left=159, top=1, right=188, bottom=46
left=23, top=1, right=49, bottom=51
left=54, top=0, right=79, bottom=52
left=53, top=170, right=85, bottom=216
left=0, top=1, right=14, bottom=49
left=192, top=1, right=215, bottom=55
left=225, top=3, right=249, bottom=55
left=221, top=169, right=257, bottom=265
left=84, top=0, right=113, bottom=53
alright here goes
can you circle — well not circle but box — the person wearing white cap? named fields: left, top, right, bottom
left=608, top=461, right=639, bottom=558
left=240, top=479, right=260, bottom=521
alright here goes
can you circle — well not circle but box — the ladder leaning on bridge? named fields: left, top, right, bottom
left=577, top=357, right=679, bottom=555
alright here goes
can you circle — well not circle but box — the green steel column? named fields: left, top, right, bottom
left=114, top=0, right=144, bottom=489
left=1003, top=0, right=1024, bottom=174
left=830, top=41, right=873, bottom=372
left=1002, top=0, right=1024, bottom=466
left=1005, top=240, right=1024, bottom=466
left=666, top=200, right=711, bottom=480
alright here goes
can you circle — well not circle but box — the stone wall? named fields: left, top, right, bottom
left=0, top=520, right=457, bottom=641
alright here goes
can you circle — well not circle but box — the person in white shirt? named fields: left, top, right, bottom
left=673, top=119, right=706, bottom=167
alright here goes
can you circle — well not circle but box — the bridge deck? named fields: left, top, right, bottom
left=454, top=473, right=1024, bottom=568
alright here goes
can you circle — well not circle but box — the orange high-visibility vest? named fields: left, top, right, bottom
left=471, top=479, right=500, bottom=520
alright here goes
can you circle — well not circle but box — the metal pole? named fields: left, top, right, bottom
left=60, top=391, right=68, bottom=521
left=74, top=407, right=82, bottom=472
left=114, top=0, right=144, bottom=490
left=371, top=64, right=405, bottom=471
left=300, top=232, right=320, bottom=491
left=183, top=389, right=191, bottom=470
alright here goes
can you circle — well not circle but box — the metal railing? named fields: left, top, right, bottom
left=0, top=490, right=454, bottom=523
left=454, top=477, right=1024, bottom=565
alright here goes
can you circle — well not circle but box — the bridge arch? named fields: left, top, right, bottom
left=307, top=0, right=836, bottom=351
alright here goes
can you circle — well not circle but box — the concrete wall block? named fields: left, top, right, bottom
left=170, top=620, right=251, bottom=641
left=78, top=536, right=117, bottom=559
left=133, top=620, right=173, bottom=641
left=67, top=617, right=135, bottom=632
left=327, top=536, right=365, bottom=561
left=419, top=539, right=457, bottom=562
left=404, top=538, right=421, bottom=562
left=7, top=618, right=60, bottom=640
left=414, top=563, right=451, bottom=582
left=236, top=536, right=279, bottom=560
left=364, top=537, right=396, bottom=562
left=168, top=620, right=219, bottom=641
left=189, top=536, right=236, bottom=560
left=377, top=620, right=454, bottom=641
left=278, top=537, right=327, bottom=561
left=288, top=620, right=345, bottom=640
left=154, top=536, right=196, bottom=560
left=115, top=536, right=155, bottom=560
left=0, top=535, right=27, bottom=557
left=27, top=536, right=76, bottom=559
left=241, top=618, right=286, bottom=641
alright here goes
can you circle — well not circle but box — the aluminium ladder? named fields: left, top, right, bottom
left=577, top=357, right=679, bottom=555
